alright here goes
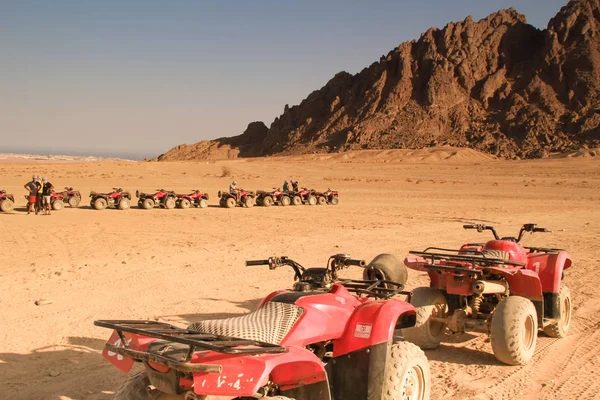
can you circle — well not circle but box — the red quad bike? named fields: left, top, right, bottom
left=0, top=190, right=15, bottom=212
left=23, top=191, right=67, bottom=211
left=291, top=188, right=317, bottom=206
left=218, top=189, right=255, bottom=208
left=137, top=189, right=177, bottom=210
left=95, top=253, right=431, bottom=400
left=176, top=190, right=209, bottom=209
left=256, top=188, right=291, bottom=207
left=90, top=188, right=132, bottom=210
left=402, top=223, right=573, bottom=366
left=60, top=187, right=82, bottom=207
left=315, top=189, right=339, bottom=206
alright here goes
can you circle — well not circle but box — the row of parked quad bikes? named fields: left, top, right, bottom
left=95, top=223, right=572, bottom=400
left=0, top=187, right=339, bottom=212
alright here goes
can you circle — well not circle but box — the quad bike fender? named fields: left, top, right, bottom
left=333, top=299, right=416, bottom=357
left=527, top=251, right=572, bottom=293
left=191, top=346, right=329, bottom=398
left=101, top=330, right=158, bottom=373
left=487, top=267, right=543, bottom=299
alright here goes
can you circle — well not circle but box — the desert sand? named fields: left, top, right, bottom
left=1, top=147, right=599, bottom=400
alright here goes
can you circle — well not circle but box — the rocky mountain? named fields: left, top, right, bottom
left=156, top=0, right=600, bottom=161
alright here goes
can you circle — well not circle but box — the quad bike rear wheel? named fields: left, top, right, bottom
left=118, top=198, right=130, bottom=210
left=491, top=295, right=538, bottom=365
left=178, top=198, right=191, bottom=209
left=280, top=196, right=290, bottom=206
left=198, top=198, right=208, bottom=208
left=543, top=285, right=571, bottom=339
left=363, top=253, right=408, bottom=287
left=142, top=198, right=154, bottom=210
left=225, top=197, right=236, bottom=208
left=317, top=196, right=327, bottom=205
left=402, top=288, right=448, bottom=350
left=164, top=197, right=176, bottom=209
left=244, top=196, right=254, bottom=208
left=94, top=197, right=108, bottom=210
left=0, top=199, right=14, bottom=212
left=68, top=196, right=81, bottom=207
left=263, top=196, right=274, bottom=207
left=307, top=195, right=317, bottom=206
left=383, top=341, right=430, bottom=400
left=111, top=372, right=164, bottom=399
left=52, top=200, right=63, bottom=211
left=292, top=196, right=302, bottom=206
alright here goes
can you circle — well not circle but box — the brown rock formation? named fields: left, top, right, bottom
left=157, top=0, right=600, bottom=161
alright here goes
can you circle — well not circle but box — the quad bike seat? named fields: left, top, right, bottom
left=188, top=301, right=304, bottom=345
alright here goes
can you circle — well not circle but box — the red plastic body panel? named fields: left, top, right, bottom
left=404, top=256, right=428, bottom=272
left=526, top=251, right=571, bottom=293
left=333, top=299, right=416, bottom=357
left=102, top=330, right=157, bottom=373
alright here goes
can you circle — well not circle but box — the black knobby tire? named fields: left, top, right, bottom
left=118, top=198, right=130, bottom=210
left=164, top=197, right=176, bottom=209
left=94, top=197, right=108, bottom=210
left=112, top=372, right=163, bottom=400
left=383, top=341, right=430, bottom=400
left=363, top=253, right=408, bottom=287
left=490, top=295, right=538, bottom=365
left=179, top=198, right=191, bottom=209
left=226, top=197, right=236, bottom=208
left=292, top=196, right=302, bottom=206
left=52, top=200, right=63, bottom=211
left=402, top=288, right=448, bottom=350
left=142, top=198, right=154, bottom=210
left=543, top=285, right=571, bottom=339
left=68, top=196, right=81, bottom=207
left=0, top=199, right=14, bottom=212
left=280, top=196, right=290, bottom=206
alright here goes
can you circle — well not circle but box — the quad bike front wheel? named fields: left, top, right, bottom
left=68, top=196, right=81, bottom=207
left=142, top=198, right=154, bottom=210
left=164, top=197, right=176, bottom=209
left=263, top=196, right=274, bottom=207
left=0, top=199, right=14, bottom=212
left=363, top=253, right=408, bottom=287
left=225, top=197, right=236, bottom=208
left=307, top=195, right=317, bottom=206
left=244, top=196, right=254, bottom=208
left=52, top=200, right=63, bottom=211
left=491, top=295, right=538, bottom=365
left=292, top=196, right=302, bottom=206
left=178, top=198, right=191, bottom=209
left=94, top=197, right=108, bottom=210
left=118, top=198, right=130, bottom=210
left=543, top=285, right=572, bottom=339
left=330, top=196, right=339, bottom=205
left=402, top=287, right=448, bottom=350
left=383, top=341, right=430, bottom=400
left=198, top=198, right=208, bottom=208
left=317, top=196, right=327, bottom=205
left=280, top=196, right=290, bottom=206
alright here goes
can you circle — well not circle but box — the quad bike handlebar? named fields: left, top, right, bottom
left=463, top=223, right=551, bottom=242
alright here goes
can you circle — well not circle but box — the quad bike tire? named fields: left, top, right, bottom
left=164, top=197, right=176, bottom=209
left=198, top=198, right=208, bottom=208
left=0, top=199, right=14, bottom=212
left=307, top=195, right=317, bottom=206
left=52, top=200, right=63, bottom=211
left=363, top=253, right=408, bottom=287
left=94, top=197, right=108, bottom=210
left=383, top=341, right=430, bottom=400
left=402, top=287, right=448, bottom=350
left=225, top=197, right=236, bottom=208
left=118, top=198, right=130, bottom=210
left=142, top=198, right=154, bottom=210
left=244, top=196, right=254, bottom=208
left=490, top=295, right=538, bottom=365
left=330, top=196, right=339, bottom=205
left=178, top=198, right=191, bottom=209
left=543, top=285, right=571, bottom=338
left=68, top=196, right=81, bottom=207
left=292, top=196, right=302, bottom=206
left=317, top=196, right=327, bottom=205
left=263, top=196, right=274, bottom=207
left=112, top=372, right=163, bottom=400
left=280, top=196, right=290, bottom=206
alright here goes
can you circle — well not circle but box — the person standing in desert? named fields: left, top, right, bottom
left=42, top=177, right=54, bottom=215
left=23, top=175, right=39, bottom=215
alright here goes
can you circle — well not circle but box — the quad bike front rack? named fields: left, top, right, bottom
left=95, top=320, right=287, bottom=372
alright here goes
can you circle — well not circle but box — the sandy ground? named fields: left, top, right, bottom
left=1, top=147, right=599, bottom=400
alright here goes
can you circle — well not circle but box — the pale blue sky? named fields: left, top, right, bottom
left=0, top=0, right=567, bottom=158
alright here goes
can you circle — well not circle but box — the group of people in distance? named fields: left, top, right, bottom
left=23, top=175, right=54, bottom=215
left=228, top=179, right=300, bottom=198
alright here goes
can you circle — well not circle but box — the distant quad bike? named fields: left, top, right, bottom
left=291, top=187, right=317, bottom=206
left=49, top=191, right=66, bottom=210
left=137, top=189, right=177, bottom=210
left=403, top=223, right=572, bottom=366
left=95, top=253, right=430, bottom=399
left=256, top=188, right=291, bottom=207
left=315, top=189, right=339, bottom=205
left=60, top=187, right=82, bottom=207
left=90, top=188, right=132, bottom=210
left=176, top=190, right=209, bottom=209
left=218, top=189, right=255, bottom=208
left=0, top=190, right=15, bottom=212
